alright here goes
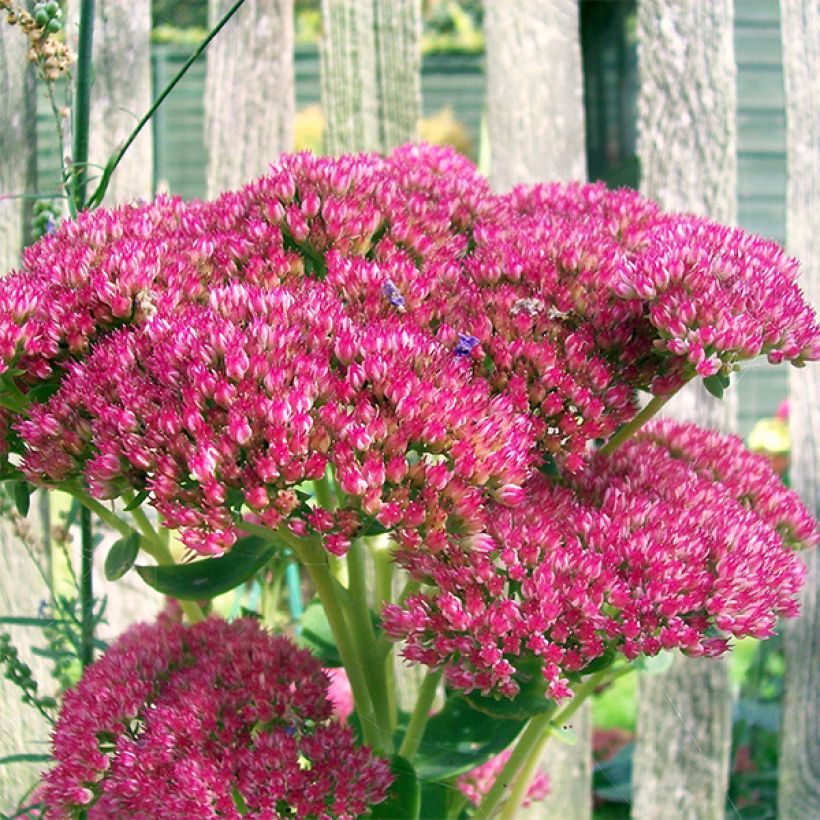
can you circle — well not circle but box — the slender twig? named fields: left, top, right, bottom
left=85, top=0, right=248, bottom=208
left=78, top=506, right=94, bottom=668
left=71, top=0, right=96, bottom=210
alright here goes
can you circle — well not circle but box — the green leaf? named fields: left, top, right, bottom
left=13, top=480, right=30, bottom=517
left=593, top=742, right=633, bottom=804
left=634, top=650, right=675, bottom=675
left=414, top=695, right=526, bottom=781
left=104, top=532, right=141, bottom=581
left=362, top=518, right=390, bottom=536
left=703, top=372, right=730, bottom=399
left=580, top=648, right=616, bottom=675
left=464, top=655, right=553, bottom=721
left=0, top=753, right=52, bottom=766
left=136, top=535, right=276, bottom=600
left=26, top=381, right=61, bottom=404
left=296, top=599, right=342, bottom=666
left=370, top=755, right=420, bottom=819
left=31, top=646, right=74, bottom=660
left=420, top=780, right=467, bottom=818
left=122, top=490, right=149, bottom=512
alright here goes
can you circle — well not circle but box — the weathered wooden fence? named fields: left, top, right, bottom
left=2, top=0, right=817, bottom=816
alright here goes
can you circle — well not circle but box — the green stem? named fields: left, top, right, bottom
left=289, top=534, right=393, bottom=754
left=372, top=543, right=397, bottom=730
left=446, top=793, right=469, bottom=820
left=78, top=506, right=94, bottom=668
left=85, top=0, right=248, bottom=209
left=313, top=473, right=335, bottom=511
left=65, top=488, right=130, bottom=539
left=598, top=393, right=672, bottom=457
left=397, top=667, right=443, bottom=762
left=346, top=539, right=392, bottom=735
left=398, top=577, right=421, bottom=606
left=474, top=670, right=609, bottom=820
left=72, top=0, right=96, bottom=210
left=127, top=502, right=163, bottom=548
left=66, top=488, right=205, bottom=623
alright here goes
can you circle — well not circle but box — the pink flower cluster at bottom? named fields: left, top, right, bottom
left=456, top=748, right=549, bottom=808
left=41, top=618, right=392, bottom=819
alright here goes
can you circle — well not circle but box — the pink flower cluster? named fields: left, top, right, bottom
left=0, top=143, right=817, bottom=700
left=456, top=749, right=550, bottom=808
left=383, top=420, right=816, bottom=700
left=1, top=145, right=817, bottom=477
left=41, top=617, right=392, bottom=818
left=19, top=282, right=533, bottom=554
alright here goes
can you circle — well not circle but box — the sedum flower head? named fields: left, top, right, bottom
left=41, top=617, right=392, bottom=818
left=18, top=281, right=534, bottom=555
left=384, top=421, right=815, bottom=700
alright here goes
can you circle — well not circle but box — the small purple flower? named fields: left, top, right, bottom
left=455, top=334, right=479, bottom=356
left=382, top=279, right=406, bottom=310
left=45, top=214, right=57, bottom=235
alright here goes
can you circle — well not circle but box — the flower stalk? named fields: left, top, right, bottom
left=78, top=506, right=94, bottom=668
left=599, top=392, right=673, bottom=456
left=474, top=670, right=609, bottom=820
left=71, top=0, right=95, bottom=211
left=397, top=666, right=443, bottom=762
left=287, top=533, right=394, bottom=755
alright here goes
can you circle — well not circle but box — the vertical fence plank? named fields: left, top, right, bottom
left=779, top=1, right=820, bottom=816
left=485, top=3, right=591, bottom=817
left=0, top=20, right=49, bottom=811
left=205, top=0, right=294, bottom=198
left=484, top=0, right=586, bottom=191
left=319, top=0, right=420, bottom=155
left=372, top=0, right=421, bottom=150
left=88, top=0, right=153, bottom=203
left=632, top=3, right=737, bottom=818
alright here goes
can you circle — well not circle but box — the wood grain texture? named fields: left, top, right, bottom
left=0, top=26, right=49, bottom=811
left=484, top=0, right=586, bottom=191
left=205, top=0, right=294, bottom=197
left=319, top=0, right=420, bottom=154
left=0, top=506, right=51, bottom=812
left=632, top=3, right=737, bottom=818
left=779, top=1, right=820, bottom=816
left=372, top=0, right=421, bottom=150
left=636, top=0, right=737, bottom=222
left=88, top=0, right=153, bottom=204
left=0, top=19, right=35, bottom=273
